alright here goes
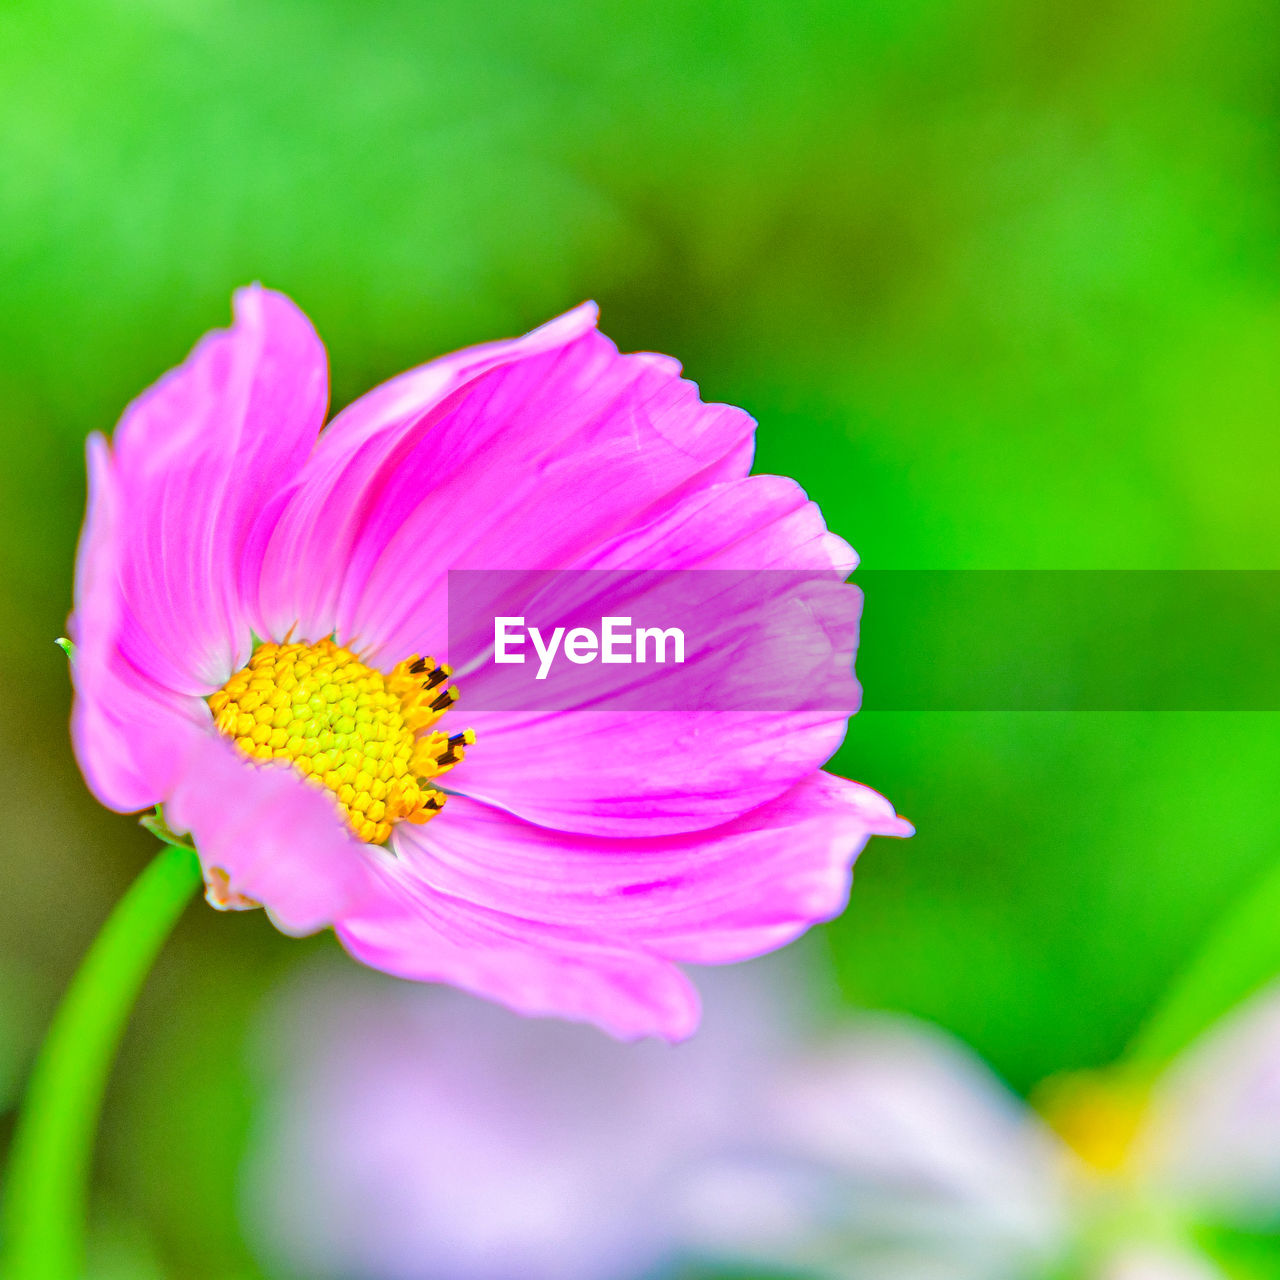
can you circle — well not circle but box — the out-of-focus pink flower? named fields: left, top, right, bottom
left=68, top=286, right=910, bottom=1040
left=243, top=954, right=806, bottom=1280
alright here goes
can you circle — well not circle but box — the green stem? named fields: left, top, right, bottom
left=1, top=842, right=202, bottom=1279
left=1126, top=855, right=1280, bottom=1073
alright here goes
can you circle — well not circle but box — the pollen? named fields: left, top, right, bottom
left=207, top=639, right=475, bottom=845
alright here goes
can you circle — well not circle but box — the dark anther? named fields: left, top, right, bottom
left=429, top=686, right=458, bottom=712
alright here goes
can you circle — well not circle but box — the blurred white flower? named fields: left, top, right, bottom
left=689, top=988, right=1280, bottom=1279
left=1135, top=982, right=1280, bottom=1223
left=1096, top=1243, right=1225, bottom=1280
left=677, top=1019, right=1069, bottom=1280
left=242, top=957, right=1280, bottom=1280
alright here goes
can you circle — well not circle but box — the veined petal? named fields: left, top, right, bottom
left=68, top=434, right=209, bottom=810
left=105, top=285, right=328, bottom=694
left=385, top=775, right=910, bottom=968
left=457, top=475, right=862, bottom=836
left=247, top=304, right=604, bottom=644
left=456, top=709, right=851, bottom=838
left=248, top=303, right=756, bottom=660
left=334, top=864, right=702, bottom=1042
left=165, top=733, right=376, bottom=937
left=581, top=473, right=857, bottom=576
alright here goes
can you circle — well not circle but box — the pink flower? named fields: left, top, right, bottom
left=69, top=285, right=910, bottom=1040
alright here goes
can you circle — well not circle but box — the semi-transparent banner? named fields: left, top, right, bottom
left=446, top=570, right=1280, bottom=712
left=446, top=569, right=861, bottom=713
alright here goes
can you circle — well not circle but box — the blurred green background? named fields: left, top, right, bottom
left=1, top=0, right=1278, bottom=1275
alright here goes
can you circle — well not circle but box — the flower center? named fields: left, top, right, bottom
left=1034, top=1069, right=1149, bottom=1177
left=207, top=638, right=473, bottom=845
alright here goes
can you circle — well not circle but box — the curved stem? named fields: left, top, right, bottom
left=2, top=842, right=202, bottom=1279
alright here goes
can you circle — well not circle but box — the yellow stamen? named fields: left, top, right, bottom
left=208, top=639, right=473, bottom=845
left=1034, top=1069, right=1149, bottom=1177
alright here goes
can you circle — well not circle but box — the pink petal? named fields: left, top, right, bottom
left=457, top=709, right=850, bottom=838
left=165, top=732, right=377, bottom=937
left=455, top=475, right=861, bottom=836
left=68, top=434, right=209, bottom=810
left=334, top=866, right=702, bottom=1043
left=247, top=303, right=756, bottom=660
left=384, top=774, right=910, bottom=969
left=106, top=285, right=328, bottom=693
left=580, top=473, right=857, bottom=575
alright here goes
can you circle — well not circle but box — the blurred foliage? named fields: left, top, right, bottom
left=1198, top=1225, right=1280, bottom=1280
left=1, top=0, right=1278, bottom=1275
